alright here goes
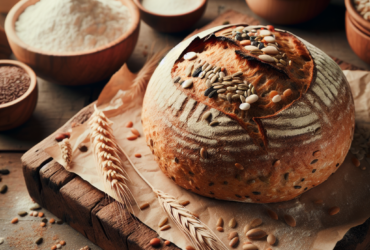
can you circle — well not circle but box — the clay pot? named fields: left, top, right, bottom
left=134, top=0, right=207, bottom=33
left=245, top=0, right=330, bottom=25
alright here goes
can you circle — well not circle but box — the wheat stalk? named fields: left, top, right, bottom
left=89, top=105, right=133, bottom=208
left=90, top=47, right=227, bottom=249
left=119, top=148, right=228, bottom=250
left=59, top=138, right=72, bottom=169
left=154, top=190, right=228, bottom=250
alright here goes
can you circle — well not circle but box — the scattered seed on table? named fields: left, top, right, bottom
left=0, top=169, right=9, bottom=175
left=139, top=202, right=150, bottom=210
left=150, top=238, right=161, bottom=247
left=51, top=246, right=57, bottom=250
left=243, top=225, right=250, bottom=233
left=179, top=200, right=190, bottom=206
left=314, top=199, right=323, bottom=205
left=228, top=231, right=238, bottom=240
left=127, top=135, right=138, bottom=141
left=49, top=218, right=55, bottom=224
left=284, top=214, right=296, bottom=227
left=55, top=133, right=65, bottom=142
left=0, top=185, right=7, bottom=194
left=56, top=220, right=63, bottom=225
left=267, top=234, right=276, bottom=245
left=0, top=238, right=4, bottom=245
left=229, top=237, right=239, bottom=248
left=33, top=212, right=38, bottom=217
left=158, top=217, right=168, bottom=227
left=242, top=244, right=258, bottom=250
left=328, top=206, right=340, bottom=215
left=216, top=217, right=224, bottom=227
left=40, top=222, right=46, bottom=227
left=229, top=218, right=237, bottom=228
left=250, top=218, right=262, bottom=228
left=56, top=244, right=62, bottom=249
left=266, top=209, right=278, bottom=220
left=352, top=157, right=360, bottom=167
left=125, top=121, right=133, bottom=128
left=18, top=211, right=27, bottom=217
left=35, top=237, right=43, bottom=245
left=160, top=225, right=171, bottom=231
left=135, top=153, right=142, bottom=158
left=131, top=128, right=140, bottom=137
left=30, top=204, right=41, bottom=210
left=38, top=212, right=44, bottom=217
left=42, top=218, right=47, bottom=223
left=11, top=217, right=18, bottom=224
left=246, top=228, right=267, bottom=240
left=235, top=163, right=244, bottom=170
left=186, top=246, right=196, bottom=250
left=164, top=240, right=171, bottom=246
left=216, top=226, right=224, bottom=232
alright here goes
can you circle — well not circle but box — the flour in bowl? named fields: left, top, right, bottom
left=15, top=0, right=131, bottom=53
left=141, top=0, right=202, bottom=15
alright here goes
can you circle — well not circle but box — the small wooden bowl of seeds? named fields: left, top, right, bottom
left=0, top=59, right=37, bottom=131
left=133, top=0, right=207, bottom=33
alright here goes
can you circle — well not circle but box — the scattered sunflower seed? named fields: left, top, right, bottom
left=35, top=237, right=43, bottom=245
left=229, top=218, right=237, bottom=228
left=0, top=169, right=9, bottom=175
left=30, top=204, right=41, bottom=210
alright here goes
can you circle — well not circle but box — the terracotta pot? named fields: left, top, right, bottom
left=245, top=0, right=330, bottom=25
left=345, top=0, right=370, bottom=34
left=0, top=60, right=37, bottom=131
left=134, top=0, right=207, bottom=33
left=5, top=0, right=140, bottom=85
left=345, top=11, right=370, bottom=64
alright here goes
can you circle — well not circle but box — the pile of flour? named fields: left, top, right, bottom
left=15, top=0, right=131, bottom=53
left=141, top=0, right=202, bottom=15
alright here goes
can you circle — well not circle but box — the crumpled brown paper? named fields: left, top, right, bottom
left=45, top=66, right=370, bottom=250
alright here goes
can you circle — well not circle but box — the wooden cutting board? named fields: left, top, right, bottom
left=21, top=10, right=368, bottom=250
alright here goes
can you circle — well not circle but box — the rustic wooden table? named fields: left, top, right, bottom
left=1, top=0, right=370, bottom=249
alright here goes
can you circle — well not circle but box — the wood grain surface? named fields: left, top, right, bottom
left=19, top=8, right=370, bottom=250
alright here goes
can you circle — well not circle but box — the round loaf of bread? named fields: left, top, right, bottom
left=142, top=25, right=355, bottom=203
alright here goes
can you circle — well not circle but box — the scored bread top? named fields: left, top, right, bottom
left=142, top=24, right=355, bottom=203
left=172, top=26, right=315, bottom=148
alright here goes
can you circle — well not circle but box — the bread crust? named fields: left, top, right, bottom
left=142, top=25, right=355, bottom=203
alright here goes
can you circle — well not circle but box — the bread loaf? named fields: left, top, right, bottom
left=142, top=25, right=355, bottom=203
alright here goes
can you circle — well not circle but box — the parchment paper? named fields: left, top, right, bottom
left=45, top=68, right=370, bottom=250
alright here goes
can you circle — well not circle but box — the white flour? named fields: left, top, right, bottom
left=141, top=0, right=202, bottom=15
left=15, top=0, right=131, bottom=53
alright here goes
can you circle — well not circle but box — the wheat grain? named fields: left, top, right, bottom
left=89, top=106, right=133, bottom=208
left=155, top=190, right=228, bottom=250
left=59, top=138, right=72, bottom=169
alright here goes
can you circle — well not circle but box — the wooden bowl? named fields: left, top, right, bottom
left=345, top=11, right=370, bottom=64
left=246, top=0, right=330, bottom=25
left=133, top=0, right=207, bottom=33
left=345, top=0, right=370, bottom=33
left=0, top=0, right=20, bottom=13
left=0, top=60, right=37, bottom=131
left=5, top=0, right=140, bottom=86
